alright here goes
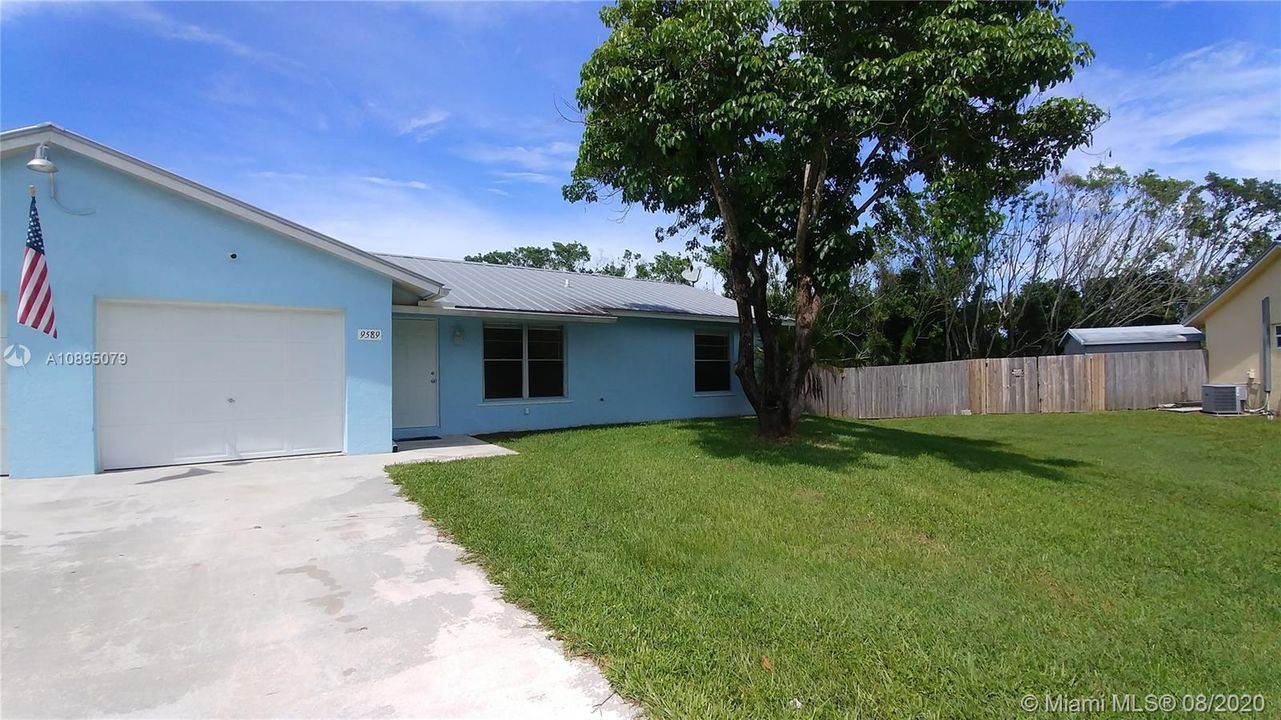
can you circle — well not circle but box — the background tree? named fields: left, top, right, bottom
left=467, top=242, right=697, bottom=283
left=465, top=241, right=592, bottom=272
left=814, top=166, right=1281, bottom=366
left=596, top=249, right=697, bottom=283
left=566, top=0, right=1102, bottom=437
left=634, top=250, right=695, bottom=284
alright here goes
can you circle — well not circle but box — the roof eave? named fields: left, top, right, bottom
left=394, top=304, right=617, bottom=324
left=608, top=309, right=740, bottom=324
left=1183, top=242, right=1281, bottom=327
left=1, top=124, right=447, bottom=299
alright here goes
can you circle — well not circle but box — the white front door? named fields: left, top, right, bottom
left=96, top=301, right=345, bottom=470
left=392, top=318, right=439, bottom=429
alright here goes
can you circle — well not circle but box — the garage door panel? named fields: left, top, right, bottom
left=228, top=380, right=287, bottom=419
left=171, top=382, right=237, bottom=423
left=97, top=426, right=160, bottom=469
left=106, top=340, right=175, bottom=380
left=288, top=419, right=344, bottom=453
left=288, top=311, right=342, bottom=342
left=97, top=382, right=182, bottom=426
left=288, top=343, right=343, bottom=382
left=97, top=302, right=345, bottom=470
left=197, top=342, right=281, bottom=383
left=1, top=297, right=7, bottom=475
left=245, top=342, right=291, bottom=380
left=231, top=420, right=288, bottom=456
left=98, top=305, right=165, bottom=342
left=167, top=423, right=233, bottom=464
left=100, top=423, right=232, bottom=469
left=290, top=380, right=345, bottom=417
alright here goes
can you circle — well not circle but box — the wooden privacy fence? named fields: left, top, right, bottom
left=804, top=349, right=1206, bottom=420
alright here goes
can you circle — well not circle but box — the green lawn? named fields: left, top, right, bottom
left=389, top=413, right=1280, bottom=719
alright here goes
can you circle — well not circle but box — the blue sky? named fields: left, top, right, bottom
left=3, top=1, right=1279, bottom=272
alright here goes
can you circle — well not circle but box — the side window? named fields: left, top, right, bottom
left=482, top=325, right=566, bottom=400
left=483, top=326, right=524, bottom=400
left=527, top=327, right=565, bottom=398
left=1273, top=324, right=1280, bottom=350
left=694, top=333, right=732, bottom=393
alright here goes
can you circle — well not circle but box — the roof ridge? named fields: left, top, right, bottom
left=374, top=251, right=713, bottom=291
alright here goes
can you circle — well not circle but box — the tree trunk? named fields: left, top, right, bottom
left=704, top=157, right=821, bottom=441
left=755, top=401, right=794, bottom=439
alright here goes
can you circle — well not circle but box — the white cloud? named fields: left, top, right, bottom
left=119, top=4, right=304, bottom=75
left=244, top=171, right=430, bottom=192
left=458, top=141, right=579, bottom=173
left=396, top=110, right=451, bottom=140
left=231, top=172, right=717, bottom=284
left=491, top=171, right=561, bottom=185
left=246, top=171, right=311, bottom=181
left=1060, top=42, right=1281, bottom=180
left=357, top=176, right=431, bottom=191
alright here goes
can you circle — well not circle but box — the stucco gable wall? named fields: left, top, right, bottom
left=1, top=150, right=393, bottom=477
left=1202, top=255, right=1280, bottom=411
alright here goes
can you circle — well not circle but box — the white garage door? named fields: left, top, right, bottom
left=1, top=296, right=7, bottom=476
left=96, top=301, right=345, bottom=470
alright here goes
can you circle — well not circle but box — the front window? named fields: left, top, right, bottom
left=483, top=325, right=564, bottom=400
left=694, top=333, right=732, bottom=393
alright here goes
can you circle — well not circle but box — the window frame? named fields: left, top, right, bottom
left=482, top=323, right=566, bottom=401
left=1274, top=323, right=1280, bottom=350
left=693, top=331, right=734, bottom=395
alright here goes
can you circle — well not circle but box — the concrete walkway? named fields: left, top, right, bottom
left=1, top=441, right=635, bottom=719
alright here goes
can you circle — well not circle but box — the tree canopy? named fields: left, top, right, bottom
left=464, top=241, right=592, bottom=272
left=464, top=242, right=697, bottom=284
left=566, top=0, right=1104, bottom=436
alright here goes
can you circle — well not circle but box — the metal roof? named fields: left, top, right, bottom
left=1061, top=324, right=1204, bottom=347
left=378, top=254, right=740, bottom=320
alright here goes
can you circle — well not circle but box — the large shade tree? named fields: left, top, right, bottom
left=565, top=0, right=1104, bottom=437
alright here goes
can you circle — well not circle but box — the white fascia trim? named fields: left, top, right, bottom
left=393, top=304, right=618, bottom=324
left=609, top=310, right=740, bottom=324
left=610, top=309, right=792, bottom=327
left=1, top=124, right=447, bottom=299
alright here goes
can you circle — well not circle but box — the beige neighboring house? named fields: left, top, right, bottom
left=1185, top=242, right=1280, bottom=413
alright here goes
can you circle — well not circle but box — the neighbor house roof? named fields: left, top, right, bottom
left=378, top=254, right=740, bottom=321
left=1183, top=242, right=1281, bottom=327
left=0, top=123, right=447, bottom=300
left=1060, top=324, right=1204, bottom=348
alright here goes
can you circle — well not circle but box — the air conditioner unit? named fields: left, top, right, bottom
left=1201, top=384, right=1245, bottom=415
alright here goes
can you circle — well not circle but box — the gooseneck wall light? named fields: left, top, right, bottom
left=25, top=143, right=94, bottom=215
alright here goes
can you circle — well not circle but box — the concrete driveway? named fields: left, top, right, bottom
left=1, top=443, right=635, bottom=719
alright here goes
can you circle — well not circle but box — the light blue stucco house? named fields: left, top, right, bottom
left=0, top=124, right=750, bottom=478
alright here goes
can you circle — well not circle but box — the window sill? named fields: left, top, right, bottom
left=693, top=391, right=737, bottom=398
left=479, top=398, right=573, bottom=407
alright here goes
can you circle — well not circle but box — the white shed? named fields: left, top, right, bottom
left=1060, top=325, right=1204, bottom=355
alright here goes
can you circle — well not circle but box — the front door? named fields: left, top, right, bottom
left=392, top=318, right=439, bottom=429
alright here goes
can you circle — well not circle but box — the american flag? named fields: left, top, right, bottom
left=18, top=196, right=57, bottom=338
